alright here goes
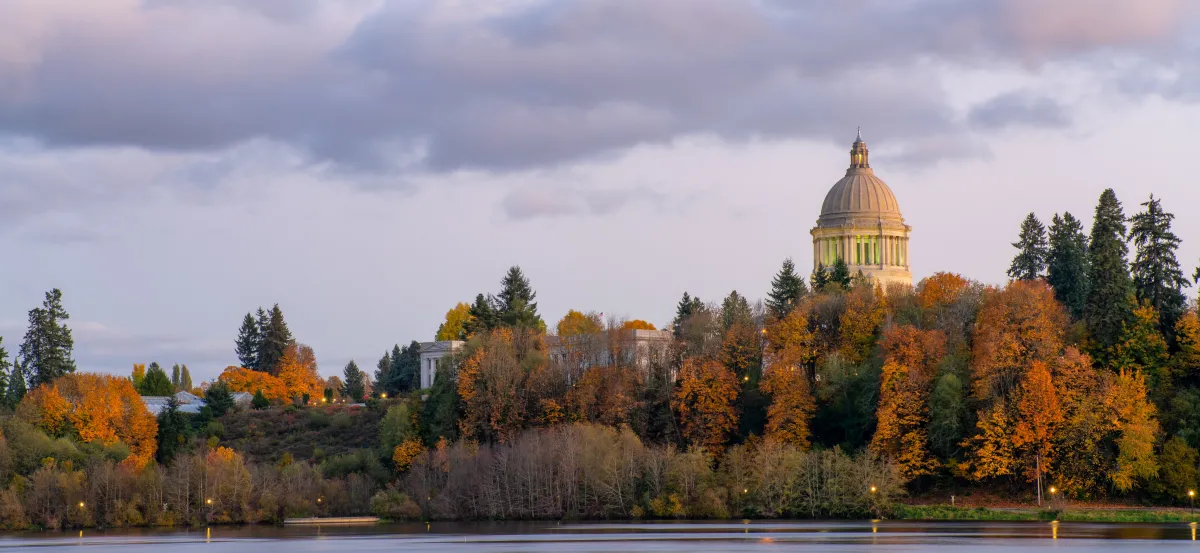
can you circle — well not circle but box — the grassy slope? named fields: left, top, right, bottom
left=219, top=405, right=384, bottom=465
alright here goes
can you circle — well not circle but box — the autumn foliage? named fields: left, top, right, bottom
left=672, top=358, right=739, bottom=454
left=870, top=326, right=946, bottom=480
left=18, top=373, right=158, bottom=468
left=218, top=366, right=289, bottom=402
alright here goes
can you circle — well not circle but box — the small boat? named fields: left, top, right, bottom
left=283, top=516, right=381, bottom=525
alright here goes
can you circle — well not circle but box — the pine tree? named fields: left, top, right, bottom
left=139, top=362, right=175, bottom=396
left=1129, top=194, right=1188, bottom=340
left=1085, top=189, right=1134, bottom=362
left=343, top=360, right=366, bottom=402
left=204, top=382, right=235, bottom=417
left=171, top=364, right=181, bottom=390
left=0, top=338, right=11, bottom=404
left=179, top=365, right=192, bottom=391
left=385, top=341, right=421, bottom=394
left=257, top=304, right=294, bottom=375
left=1047, top=212, right=1090, bottom=320
left=766, top=258, right=807, bottom=320
left=20, top=289, right=76, bottom=389
left=811, top=263, right=831, bottom=292
left=234, top=312, right=260, bottom=370
left=6, top=360, right=25, bottom=407
left=497, top=266, right=543, bottom=330
left=463, top=294, right=500, bottom=337
left=251, top=389, right=269, bottom=409
left=156, top=398, right=193, bottom=465
left=1007, top=212, right=1048, bottom=281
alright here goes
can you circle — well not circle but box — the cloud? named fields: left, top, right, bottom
left=502, top=182, right=666, bottom=220
left=71, top=321, right=231, bottom=379
left=967, top=91, right=1072, bottom=130
left=1, top=0, right=1195, bottom=180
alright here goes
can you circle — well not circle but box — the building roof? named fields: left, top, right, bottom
left=817, top=132, right=904, bottom=226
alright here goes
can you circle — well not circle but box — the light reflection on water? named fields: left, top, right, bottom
left=2, top=521, right=1200, bottom=552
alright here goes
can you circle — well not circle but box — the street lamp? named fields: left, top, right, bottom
left=1190, top=490, right=1195, bottom=515
left=381, top=393, right=387, bottom=399
left=206, top=498, right=213, bottom=505
left=78, top=502, right=85, bottom=509
left=869, top=486, right=877, bottom=494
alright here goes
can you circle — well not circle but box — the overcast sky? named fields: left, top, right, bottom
left=1, top=0, right=1199, bottom=382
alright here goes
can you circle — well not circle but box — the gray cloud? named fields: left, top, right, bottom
left=968, top=91, right=1072, bottom=130
left=71, top=321, right=232, bottom=380
left=502, top=183, right=666, bottom=220
left=2, top=0, right=1195, bottom=180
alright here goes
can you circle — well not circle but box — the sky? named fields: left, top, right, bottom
left=1, top=0, right=1199, bottom=382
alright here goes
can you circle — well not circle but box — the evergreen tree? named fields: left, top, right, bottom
left=671, top=292, right=704, bottom=338
left=171, top=364, right=181, bottom=390
left=829, top=259, right=852, bottom=289
left=1047, top=212, right=1090, bottom=320
left=0, top=338, right=11, bottom=404
left=497, top=266, right=544, bottom=330
left=462, top=294, right=500, bottom=337
left=1085, top=188, right=1134, bottom=362
left=1007, top=212, right=1049, bottom=281
left=811, top=262, right=831, bottom=292
left=257, top=304, right=294, bottom=375
left=385, top=341, right=421, bottom=394
left=204, top=382, right=235, bottom=417
left=719, top=290, right=753, bottom=331
left=1129, top=195, right=1188, bottom=339
left=375, top=351, right=392, bottom=394
left=343, top=360, right=366, bottom=402
left=766, top=258, right=807, bottom=320
left=20, top=288, right=75, bottom=389
left=179, top=365, right=192, bottom=392
left=155, top=397, right=193, bottom=465
left=420, top=358, right=461, bottom=445
left=139, top=362, right=175, bottom=396
left=251, top=389, right=269, bottom=409
left=234, top=312, right=260, bottom=370
left=7, top=360, right=26, bottom=406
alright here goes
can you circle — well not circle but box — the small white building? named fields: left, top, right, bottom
left=142, top=391, right=207, bottom=416
left=419, top=340, right=464, bottom=389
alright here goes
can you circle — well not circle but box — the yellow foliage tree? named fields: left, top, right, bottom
left=392, top=439, right=424, bottom=473
left=556, top=310, right=604, bottom=337
left=1104, top=369, right=1160, bottom=492
left=961, top=404, right=1015, bottom=481
left=276, top=343, right=323, bottom=402
left=436, top=302, right=473, bottom=341
left=916, top=272, right=970, bottom=310
left=761, top=308, right=818, bottom=448
left=1011, top=361, right=1063, bottom=482
left=18, top=373, right=159, bottom=468
left=837, top=285, right=885, bottom=365
left=620, top=320, right=657, bottom=331
left=870, top=326, right=946, bottom=480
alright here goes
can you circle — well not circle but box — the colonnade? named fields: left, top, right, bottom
left=813, top=233, right=908, bottom=268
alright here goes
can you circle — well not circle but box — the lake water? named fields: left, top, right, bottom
left=2, top=520, right=1199, bottom=551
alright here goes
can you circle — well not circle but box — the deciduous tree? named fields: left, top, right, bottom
left=1105, top=369, right=1160, bottom=492
left=556, top=310, right=604, bottom=337
left=672, top=358, right=739, bottom=455
left=970, top=280, right=1068, bottom=405
left=436, top=302, right=473, bottom=341
left=870, top=326, right=946, bottom=480
left=218, top=366, right=288, bottom=401
left=1012, top=361, right=1062, bottom=482
left=277, top=343, right=323, bottom=402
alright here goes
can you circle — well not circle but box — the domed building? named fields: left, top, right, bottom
left=810, top=130, right=912, bottom=289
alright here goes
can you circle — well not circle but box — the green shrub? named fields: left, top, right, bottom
left=307, top=411, right=330, bottom=430
left=330, top=413, right=352, bottom=431
left=369, top=487, right=421, bottom=521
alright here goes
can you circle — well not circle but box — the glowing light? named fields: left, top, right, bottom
left=78, top=502, right=85, bottom=509
left=1049, top=486, right=1056, bottom=494
left=206, top=498, right=213, bottom=505
left=1190, top=490, right=1196, bottom=498
left=869, top=486, right=877, bottom=494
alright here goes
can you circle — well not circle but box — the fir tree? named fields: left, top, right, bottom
left=139, top=362, right=175, bottom=396
left=251, top=389, right=269, bottom=409
left=1085, top=188, right=1134, bottom=362
left=766, top=258, right=807, bottom=320
left=386, top=341, right=421, bottom=394
left=257, top=304, right=294, bottom=375
left=671, top=292, right=704, bottom=338
left=497, top=266, right=544, bottom=331
left=374, top=351, right=392, bottom=394
left=234, top=312, right=260, bottom=370
left=421, top=357, right=461, bottom=444
left=0, top=338, right=11, bottom=403
left=20, top=288, right=75, bottom=389
left=829, top=259, right=852, bottom=289
left=343, top=360, right=366, bottom=402
left=1129, top=194, right=1188, bottom=339
left=7, top=360, right=26, bottom=407
left=1007, top=212, right=1048, bottom=281
left=204, top=382, right=235, bottom=417
left=463, top=294, right=500, bottom=338
left=171, top=364, right=181, bottom=390
left=179, top=365, right=192, bottom=392
left=720, top=290, right=753, bottom=331
left=155, top=398, right=193, bottom=465
left=811, top=263, right=831, bottom=292
left=1047, top=212, right=1090, bottom=320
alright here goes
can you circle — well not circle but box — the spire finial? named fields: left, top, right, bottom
left=856, top=127, right=862, bottom=142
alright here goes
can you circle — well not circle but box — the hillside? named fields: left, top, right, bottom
left=219, top=404, right=385, bottom=465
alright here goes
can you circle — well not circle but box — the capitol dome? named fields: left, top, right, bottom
left=809, top=130, right=913, bottom=289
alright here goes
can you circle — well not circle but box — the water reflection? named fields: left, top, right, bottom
left=3, top=521, right=1200, bottom=551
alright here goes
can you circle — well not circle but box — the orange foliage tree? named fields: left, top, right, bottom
left=760, top=308, right=817, bottom=448
left=18, top=373, right=158, bottom=468
left=970, top=280, right=1069, bottom=404
left=457, top=328, right=549, bottom=443
left=916, top=272, right=970, bottom=311
left=1011, top=361, right=1063, bottom=482
left=870, top=326, right=946, bottom=480
left=566, top=365, right=640, bottom=426
left=556, top=310, right=604, bottom=337
left=218, top=366, right=289, bottom=402
left=276, top=343, right=323, bottom=402
left=672, top=358, right=739, bottom=454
